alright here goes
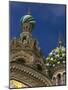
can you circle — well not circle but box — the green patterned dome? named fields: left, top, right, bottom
left=20, top=15, right=36, bottom=28
left=46, top=41, right=66, bottom=67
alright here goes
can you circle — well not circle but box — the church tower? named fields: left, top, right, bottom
left=20, top=10, right=36, bottom=48
left=10, top=10, right=52, bottom=88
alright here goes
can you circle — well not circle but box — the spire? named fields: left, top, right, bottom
left=58, top=32, right=63, bottom=47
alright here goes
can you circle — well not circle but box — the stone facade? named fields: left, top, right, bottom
left=10, top=13, right=66, bottom=88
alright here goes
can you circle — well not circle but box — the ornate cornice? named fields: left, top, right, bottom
left=10, top=62, right=52, bottom=86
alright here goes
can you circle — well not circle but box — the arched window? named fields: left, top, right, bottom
left=57, top=74, right=61, bottom=85
left=37, top=64, right=42, bottom=71
left=16, top=58, right=25, bottom=64
left=22, top=36, right=27, bottom=42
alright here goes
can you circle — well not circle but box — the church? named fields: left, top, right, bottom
left=10, top=11, right=66, bottom=88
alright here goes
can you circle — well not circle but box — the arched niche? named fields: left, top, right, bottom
left=15, top=58, right=26, bottom=64
left=37, top=64, right=42, bottom=71
left=57, top=73, right=61, bottom=85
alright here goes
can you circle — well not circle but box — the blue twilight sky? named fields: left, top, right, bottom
left=9, top=1, right=66, bottom=57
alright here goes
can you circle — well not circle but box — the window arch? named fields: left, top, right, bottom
left=37, top=64, right=42, bottom=71
left=57, top=74, right=61, bottom=85
left=16, top=58, right=26, bottom=64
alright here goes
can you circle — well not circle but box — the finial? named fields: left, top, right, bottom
left=58, top=32, right=63, bottom=47
left=28, top=8, right=31, bottom=15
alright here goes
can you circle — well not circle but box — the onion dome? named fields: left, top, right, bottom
left=20, top=14, right=36, bottom=29
left=46, top=34, right=66, bottom=67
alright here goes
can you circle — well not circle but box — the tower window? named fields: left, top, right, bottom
left=16, top=58, right=25, bottom=64
left=23, top=23, right=31, bottom=32
left=22, top=36, right=27, bottom=43
left=37, top=64, right=42, bottom=71
left=23, top=36, right=26, bottom=40
left=57, top=74, right=61, bottom=85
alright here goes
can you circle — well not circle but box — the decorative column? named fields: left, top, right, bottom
left=61, top=73, right=63, bottom=85
left=52, top=77, right=56, bottom=85
left=56, top=77, right=58, bottom=85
